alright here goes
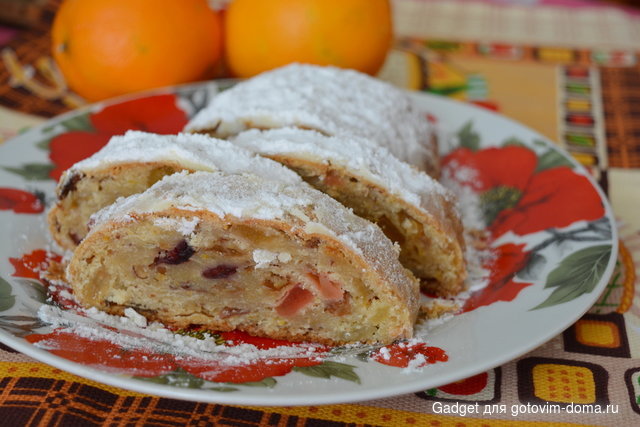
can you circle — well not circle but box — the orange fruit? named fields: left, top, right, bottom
left=52, top=0, right=223, bottom=101
left=225, top=0, right=393, bottom=78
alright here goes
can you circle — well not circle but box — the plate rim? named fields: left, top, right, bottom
left=0, top=81, right=619, bottom=405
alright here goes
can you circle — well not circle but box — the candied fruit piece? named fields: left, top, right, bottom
left=307, top=272, right=344, bottom=302
left=323, top=169, right=343, bottom=187
left=276, top=284, right=314, bottom=317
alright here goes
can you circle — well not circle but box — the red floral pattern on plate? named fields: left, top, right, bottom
left=25, top=331, right=177, bottom=377
left=0, top=188, right=44, bottom=214
left=25, top=328, right=327, bottom=383
left=181, top=331, right=327, bottom=383
left=463, top=243, right=533, bottom=312
left=48, top=94, right=188, bottom=180
left=443, top=144, right=606, bottom=312
left=443, top=145, right=605, bottom=238
left=9, top=249, right=61, bottom=280
left=371, top=342, right=448, bottom=368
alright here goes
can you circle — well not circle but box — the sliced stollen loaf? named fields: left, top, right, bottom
left=234, top=127, right=466, bottom=296
left=48, top=130, right=302, bottom=250
left=184, top=63, right=439, bottom=176
left=66, top=171, right=420, bottom=345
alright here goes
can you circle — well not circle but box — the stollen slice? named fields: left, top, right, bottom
left=67, top=171, right=420, bottom=346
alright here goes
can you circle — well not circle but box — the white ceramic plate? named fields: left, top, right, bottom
left=0, top=82, right=617, bottom=405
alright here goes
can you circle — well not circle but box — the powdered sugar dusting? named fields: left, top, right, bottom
left=153, top=216, right=199, bottom=236
left=403, top=353, right=427, bottom=373
left=410, top=158, right=496, bottom=340
left=234, top=128, right=462, bottom=269
left=124, top=307, right=148, bottom=328
left=378, top=347, right=391, bottom=360
left=60, top=130, right=302, bottom=187
left=252, top=249, right=278, bottom=268
left=185, top=64, right=436, bottom=172
left=252, top=249, right=291, bottom=268
left=89, top=171, right=311, bottom=226
left=234, top=127, right=451, bottom=210
left=441, top=164, right=494, bottom=291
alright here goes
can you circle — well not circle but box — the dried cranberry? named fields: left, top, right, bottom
left=202, top=264, right=237, bottom=279
left=153, top=240, right=195, bottom=265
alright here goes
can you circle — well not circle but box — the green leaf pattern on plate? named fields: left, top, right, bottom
left=0, top=277, right=16, bottom=312
left=0, top=315, right=44, bottom=337
left=533, top=245, right=612, bottom=310
left=2, top=163, right=55, bottom=181
left=535, top=149, right=575, bottom=172
left=457, top=121, right=480, bottom=151
left=293, top=361, right=361, bottom=384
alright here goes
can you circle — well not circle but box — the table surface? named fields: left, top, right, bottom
left=1, top=0, right=639, bottom=425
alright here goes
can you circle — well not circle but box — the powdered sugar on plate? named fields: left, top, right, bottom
left=441, top=163, right=495, bottom=292
left=411, top=160, right=495, bottom=340
left=36, top=304, right=326, bottom=366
